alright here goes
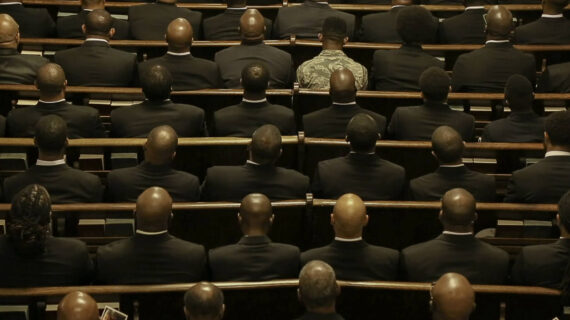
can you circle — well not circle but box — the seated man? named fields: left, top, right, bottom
left=201, top=124, right=309, bottom=201
left=128, top=0, right=202, bottom=40
left=209, top=193, right=300, bottom=281
left=96, top=187, right=206, bottom=284
left=107, top=125, right=200, bottom=202
left=213, top=62, right=295, bottom=137
left=297, top=17, right=367, bottom=90
left=296, top=261, right=345, bottom=320
left=410, top=126, right=496, bottom=202
left=303, top=69, right=386, bottom=138
left=56, top=0, right=129, bottom=39
left=401, top=188, right=509, bottom=284
left=504, top=110, right=570, bottom=203
left=388, top=67, right=475, bottom=141
left=54, top=10, right=137, bottom=86
left=312, top=114, right=405, bottom=200
left=138, top=18, right=221, bottom=90
left=301, top=194, right=399, bottom=280
left=57, top=291, right=100, bottom=320
left=203, top=0, right=272, bottom=40
left=438, top=0, right=487, bottom=44
left=358, top=0, right=413, bottom=43
left=184, top=282, right=225, bottom=320
left=111, top=65, right=206, bottom=137
left=431, top=273, right=476, bottom=320
left=537, top=62, right=570, bottom=93
left=6, top=63, right=106, bottom=138
left=0, top=0, right=54, bottom=37
left=514, top=0, right=570, bottom=44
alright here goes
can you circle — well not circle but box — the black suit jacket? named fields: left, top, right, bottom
left=0, top=236, right=93, bottom=287
left=213, top=101, right=296, bottom=137
left=312, top=153, right=406, bottom=200
left=515, top=17, right=570, bottom=44
left=409, top=166, right=496, bottom=201
left=201, top=163, right=310, bottom=201
left=0, top=115, right=5, bottom=137
left=6, top=101, right=106, bottom=138
left=451, top=42, right=536, bottom=92
left=438, top=8, right=486, bottom=44
left=537, top=62, right=570, bottom=93
left=387, top=102, right=475, bottom=141
left=215, top=43, right=293, bottom=89
left=56, top=10, right=130, bottom=40
left=0, top=48, right=48, bottom=85
left=401, top=233, right=509, bottom=284
left=303, top=103, right=387, bottom=138
left=504, top=155, right=570, bottom=203
left=301, top=240, right=399, bottom=281
left=0, top=4, right=55, bottom=37
left=3, top=164, right=103, bottom=203
left=110, top=100, right=206, bottom=137
left=512, top=238, right=570, bottom=288
left=481, top=111, right=545, bottom=142
left=209, top=235, right=300, bottom=281
left=358, top=7, right=403, bottom=43
left=203, top=9, right=272, bottom=40
left=273, top=0, right=356, bottom=39
left=107, top=161, right=200, bottom=202
left=96, top=233, right=206, bottom=284
left=372, top=45, right=444, bottom=91
left=54, top=40, right=137, bottom=86
left=128, top=2, right=202, bottom=40
left=138, top=53, right=222, bottom=90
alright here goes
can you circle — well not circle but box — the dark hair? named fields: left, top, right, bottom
left=141, top=65, right=173, bottom=101
left=84, top=9, right=113, bottom=36
left=6, top=184, right=52, bottom=258
left=505, top=74, right=533, bottom=111
left=396, top=6, right=437, bottom=44
left=35, top=115, right=68, bottom=154
left=545, top=110, right=570, bottom=147
left=432, top=126, right=464, bottom=164
left=321, top=16, right=347, bottom=42
left=346, top=113, right=379, bottom=152
left=184, top=282, right=224, bottom=319
left=420, top=67, right=450, bottom=102
left=250, top=124, right=282, bottom=165
left=241, top=62, right=269, bottom=94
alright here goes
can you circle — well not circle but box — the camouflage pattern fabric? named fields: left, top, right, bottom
left=296, top=50, right=368, bottom=90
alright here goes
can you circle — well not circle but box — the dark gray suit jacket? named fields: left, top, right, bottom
left=0, top=3, right=55, bottom=37
left=203, top=8, right=272, bottom=40
left=0, top=48, right=48, bottom=85
left=57, top=10, right=130, bottom=39
left=481, top=111, right=545, bottom=142
left=128, top=2, right=202, bottom=40
left=303, top=103, right=386, bottom=138
left=213, top=101, right=296, bottom=137
left=438, top=8, right=486, bottom=44
left=512, top=238, right=570, bottom=288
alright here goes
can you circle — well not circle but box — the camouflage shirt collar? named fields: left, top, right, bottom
left=319, top=49, right=347, bottom=57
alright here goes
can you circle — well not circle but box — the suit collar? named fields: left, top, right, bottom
left=82, top=39, right=110, bottom=47
left=331, top=103, right=360, bottom=111
left=244, top=162, right=275, bottom=170
left=224, top=7, right=247, bottom=15
left=36, top=100, right=68, bottom=108
left=484, top=41, right=513, bottom=48
left=435, top=165, right=469, bottom=175
left=238, top=235, right=271, bottom=245
left=140, top=161, right=173, bottom=172
left=399, top=44, right=423, bottom=52
left=507, top=111, right=540, bottom=120
left=330, top=239, right=367, bottom=248
left=134, top=232, right=171, bottom=241
left=302, top=0, right=331, bottom=8
left=438, top=233, right=476, bottom=243
left=0, top=48, right=19, bottom=56
left=140, top=99, right=172, bottom=107
left=240, top=100, right=270, bottom=108
left=423, top=101, right=450, bottom=109
left=347, top=152, right=378, bottom=162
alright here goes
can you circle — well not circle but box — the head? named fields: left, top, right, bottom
left=35, top=63, right=67, bottom=100
left=249, top=124, right=282, bottom=165
left=0, top=13, right=19, bottom=48
left=431, top=273, right=476, bottom=320
left=396, top=6, right=437, bottom=45
left=542, top=0, right=568, bottom=14
left=331, top=193, right=368, bottom=239
left=165, top=18, right=193, bottom=52
left=80, top=0, right=105, bottom=10
left=140, top=64, right=173, bottom=101
left=226, top=0, right=246, bottom=8
left=57, top=291, right=100, bottom=320
left=238, top=193, right=274, bottom=236
left=420, top=67, right=450, bottom=103
left=504, top=74, right=534, bottom=112
left=239, top=9, right=265, bottom=43
left=439, top=188, right=477, bottom=233
left=6, top=184, right=51, bottom=258
left=330, top=68, right=357, bottom=104
left=544, top=110, right=570, bottom=152
left=135, top=187, right=173, bottom=232
left=346, top=113, right=379, bottom=153
left=34, top=115, right=68, bottom=158
left=144, top=125, right=178, bottom=166
left=241, top=62, right=269, bottom=96
left=484, top=5, right=514, bottom=40
left=318, top=16, right=348, bottom=47
left=557, top=191, right=570, bottom=236
left=82, top=9, right=115, bottom=39
left=298, top=261, right=340, bottom=313
left=431, top=126, right=464, bottom=165
left=184, top=282, right=225, bottom=320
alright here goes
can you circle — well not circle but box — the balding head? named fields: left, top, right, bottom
left=239, top=9, right=265, bottom=43
left=83, top=9, right=115, bottom=38
left=0, top=14, right=19, bottom=48
left=298, top=261, right=339, bottom=312
left=144, top=125, right=178, bottom=165
left=36, top=63, right=67, bottom=97
left=238, top=193, right=273, bottom=235
left=135, top=187, right=173, bottom=232
left=330, top=68, right=357, bottom=103
left=184, top=282, right=225, bottom=320
left=440, top=188, right=477, bottom=232
left=249, top=124, right=282, bottom=165
left=331, top=194, right=368, bottom=239
left=485, top=6, right=513, bottom=39
left=431, top=126, right=464, bottom=165
left=431, top=273, right=476, bottom=320
left=57, top=291, right=99, bottom=320
left=166, top=18, right=193, bottom=52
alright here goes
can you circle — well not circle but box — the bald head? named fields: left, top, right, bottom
left=239, top=9, right=265, bottom=43
left=83, top=9, right=114, bottom=38
left=239, top=193, right=273, bottom=235
left=485, top=6, right=513, bottom=39
left=184, top=282, right=225, bottom=320
left=299, top=261, right=339, bottom=311
left=136, top=187, right=173, bottom=232
left=440, top=188, right=476, bottom=230
left=166, top=18, right=193, bottom=52
left=250, top=124, right=282, bottom=165
left=36, top=63, right=67, bottom=96
left=431, top=273, right=475, bottom=320
left=330, top=68, right=357, bottom=103
left=0, top=14, right=19, bottom=47
left=432, top=126, right=464, bottom=165
left=332, top=193, right=368, bottom=239
left=57, top=291, right=99, bottom=320
left=144, top=125, right=178, bottom=165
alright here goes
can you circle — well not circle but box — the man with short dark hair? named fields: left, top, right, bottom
left=438, top=0, right=487, bottom=44
left=56, top=0, right=129, bottom=39
left=214, top=62, right=295, bottom=136
left=515, top=0, right=570, bottom=44
left=128, top=0, right=202, bottom=40
left=0, top=0, right=54, bottom=37
left=431, top=273, right=476, bottom=320
left=387, top=67, right=475, bottom=140
left=57, top=291, right=100, bottom=320
left=184, top=282, right=225, bottom=320
left=111, top=65, right=206, bottom=137
left=358, top=0, right=414, bottom=43
left=203, top=0, right=272, bottom=40
left=296, top=261, right=344, bottom=320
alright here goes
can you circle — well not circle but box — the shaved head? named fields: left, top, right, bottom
left=431, top=273, right=475, bottom=320
left=239, top=9, right=265, bottom=43
left=485, top=6, right=513, bottom=38
left=84, top=9, right=113, bottom=37
left=299, top=261, right=339, bottom=311
left=36, top=63, right=66, bottom=95
left=136, top=187, right=173, bottom=232
left=0, top=14, right=19, bottom=46
left=166, top=18, right=193, bottom=51
left=184, top=282, right=225, bottom=320
left=250, top=124, right=282, bottom=165
left=441, top=188, right=476, bottom=229
left=330, top=68, right=357, bottom=103
left=332, top=193, right=368, bottom=239
left=239, top=193, right=273, bottom=234
left=432, top=126, right=464, bottom=164
left=145, top=125, right=178, bottom=165
left=57, top=291, right=99, bottom=320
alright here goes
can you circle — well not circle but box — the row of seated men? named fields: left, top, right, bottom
left=1, top=4, right=569, bottom=93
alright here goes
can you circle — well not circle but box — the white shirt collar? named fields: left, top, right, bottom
left=85, top=38, right=109, bottom=43
left=333, top=101, right=357, bottom=106
left=0, top=2, right=22, bottom=5
left=440, top=164, right=465, bottom=168
left=242, top=98, right=267, bottom=103
left=227, top=6, right=247, bottom=10
left=486, top=40, right=510, bottom=44
left=335, top=236, right=363, bottom=242
left=36, top=159, right=66, bottom=166
left=545, top=151, right=570, bottom=157
left=542, top=14, right=563, bottom=18
left=246, top=160, right=260, bottom=166
left=38, top=99, right=66, bottom=104
left=443, top=231, right=473, bottom=236
left=349, top=151, right=375, bottom=155
left=465, top=6, right=484, bottom=10
left=136, top=230, right=168, bottom=235
left=167, top=51, right=191, bottom=56
left=391, top=5, right=406, bottom=8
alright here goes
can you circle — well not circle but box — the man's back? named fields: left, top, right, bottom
left=358, top=9, right=402, bottom=43
left=303, top=104, right=386, bottom=138
left=214, top=101, right=296, bottom=137
left=297, top=50, right=368, bottom=90
left=481, top=112, right=545, bottom=142
left=0, top=4, right=54, bottom=37
left=128, top=3, right=202, bottom=40
left=515, top=17, right=570, bottom=44
left=0, top=49, right=48, bottom=84
left=57, top=10, right=130, bottom=39
left=438, top=8, right=486, bottom=44
left=537, top=62, right=570, bottom=93
left=203, top=9, right=272, bottom=40
left=511, top=238, right=570, bottom=288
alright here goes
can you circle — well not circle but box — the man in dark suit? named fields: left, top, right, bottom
left=512, top=191, right=570, bottom=288
left=128, top=0, right=202, bottom=40
left=57, top=292, right=100, bottom=320
left=209, top=193, right=300, bottom=281
left=482, top=75, right=545, bottom=142
left=409, top=126, right=496, bottom=201
left=6, top=63, right=106, bottom=138
left=214, top=62, right=295, bottom=137
left=312, top=114, right=405, bottom=200
left=0, top=14, right=48, bottom=84
left=431, top=273, right=476, bottom=320
left=514, top=0, right=570, bottom=44
left=438, top=0, right=487, bottom=44
left=301, top=193, right=399, bottom=280
left=273, top=0, right=355, bottom=40
left=138, top=18, right=221, bottom=90
left=504, top=110, right=570, bottom=203
left=111, top=64, right=206, bottom=137
left=96, top=187, right=206, bottom=284
left=107, top=125, right=200, bottom=202
left=387, top=67, right=475, bottom=141
left=296, top=261, right=345, bottom=320
left=56, top=0, right=129, bottom=39
left=0, top=0, right=54, bottom=37
left=303, top=69, right=386, bottom=138
left=184, top=283, right=225, bottom=320
left=3, top=115, right=103, bottom=203
left=54, top=10, right=137, bottom=86
left=451, top=5, right=536, bottom=92
left=358, top=0, right=412, bottom=43
left=371, top=5, right=442, bottom=91
left=201, top=124, right=309, bottom=201
left=401, top=188, right=509, bottom=284
left=203, top=0, right=272, bottom=40
left=215, top=9, right=293, bottom=89
left=537, top=62, right=570, bottom=93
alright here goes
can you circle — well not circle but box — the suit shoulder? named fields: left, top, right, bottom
left=276, top=167, right=310, bottom=181
left=49, top=237, right=89, bottom=252
left=366, top=243, right=400, bottom=258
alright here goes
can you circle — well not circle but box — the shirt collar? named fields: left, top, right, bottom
left=349, top=151, right=375, bottom=155
left=242, top=98, right=267, bottom=103
left=465, top=5, right=484, bottom=10
left=440, top=164, right=465, bottom=168
left=545, top=151, right=570, bottom=157
left=36, top=159, right=66, bottom=166
left=38, top=99, right=66, bottom=104
left=320, top=50, right=346, bottom=56
left=333, top=101, right=357, bottom=106
left=542, top=13, right=563, bottom=18
left=391, top=4, right=406, bottom=8
left=443, top=231, right=473, bottom=236
left=85, top=38, right=109, bottom=43
left=227, top=6, right=247, bottom=9
left=136, top=230, right=168, bottom=235
left=486, top=40, right=510, bottom=44
left=246, top=160, right=260, bottom=166
left=0, top=2, right=22, bottom=5
left=167, top=51, right=191, bottom=56
left=335, top=236, right=363, bottom=242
